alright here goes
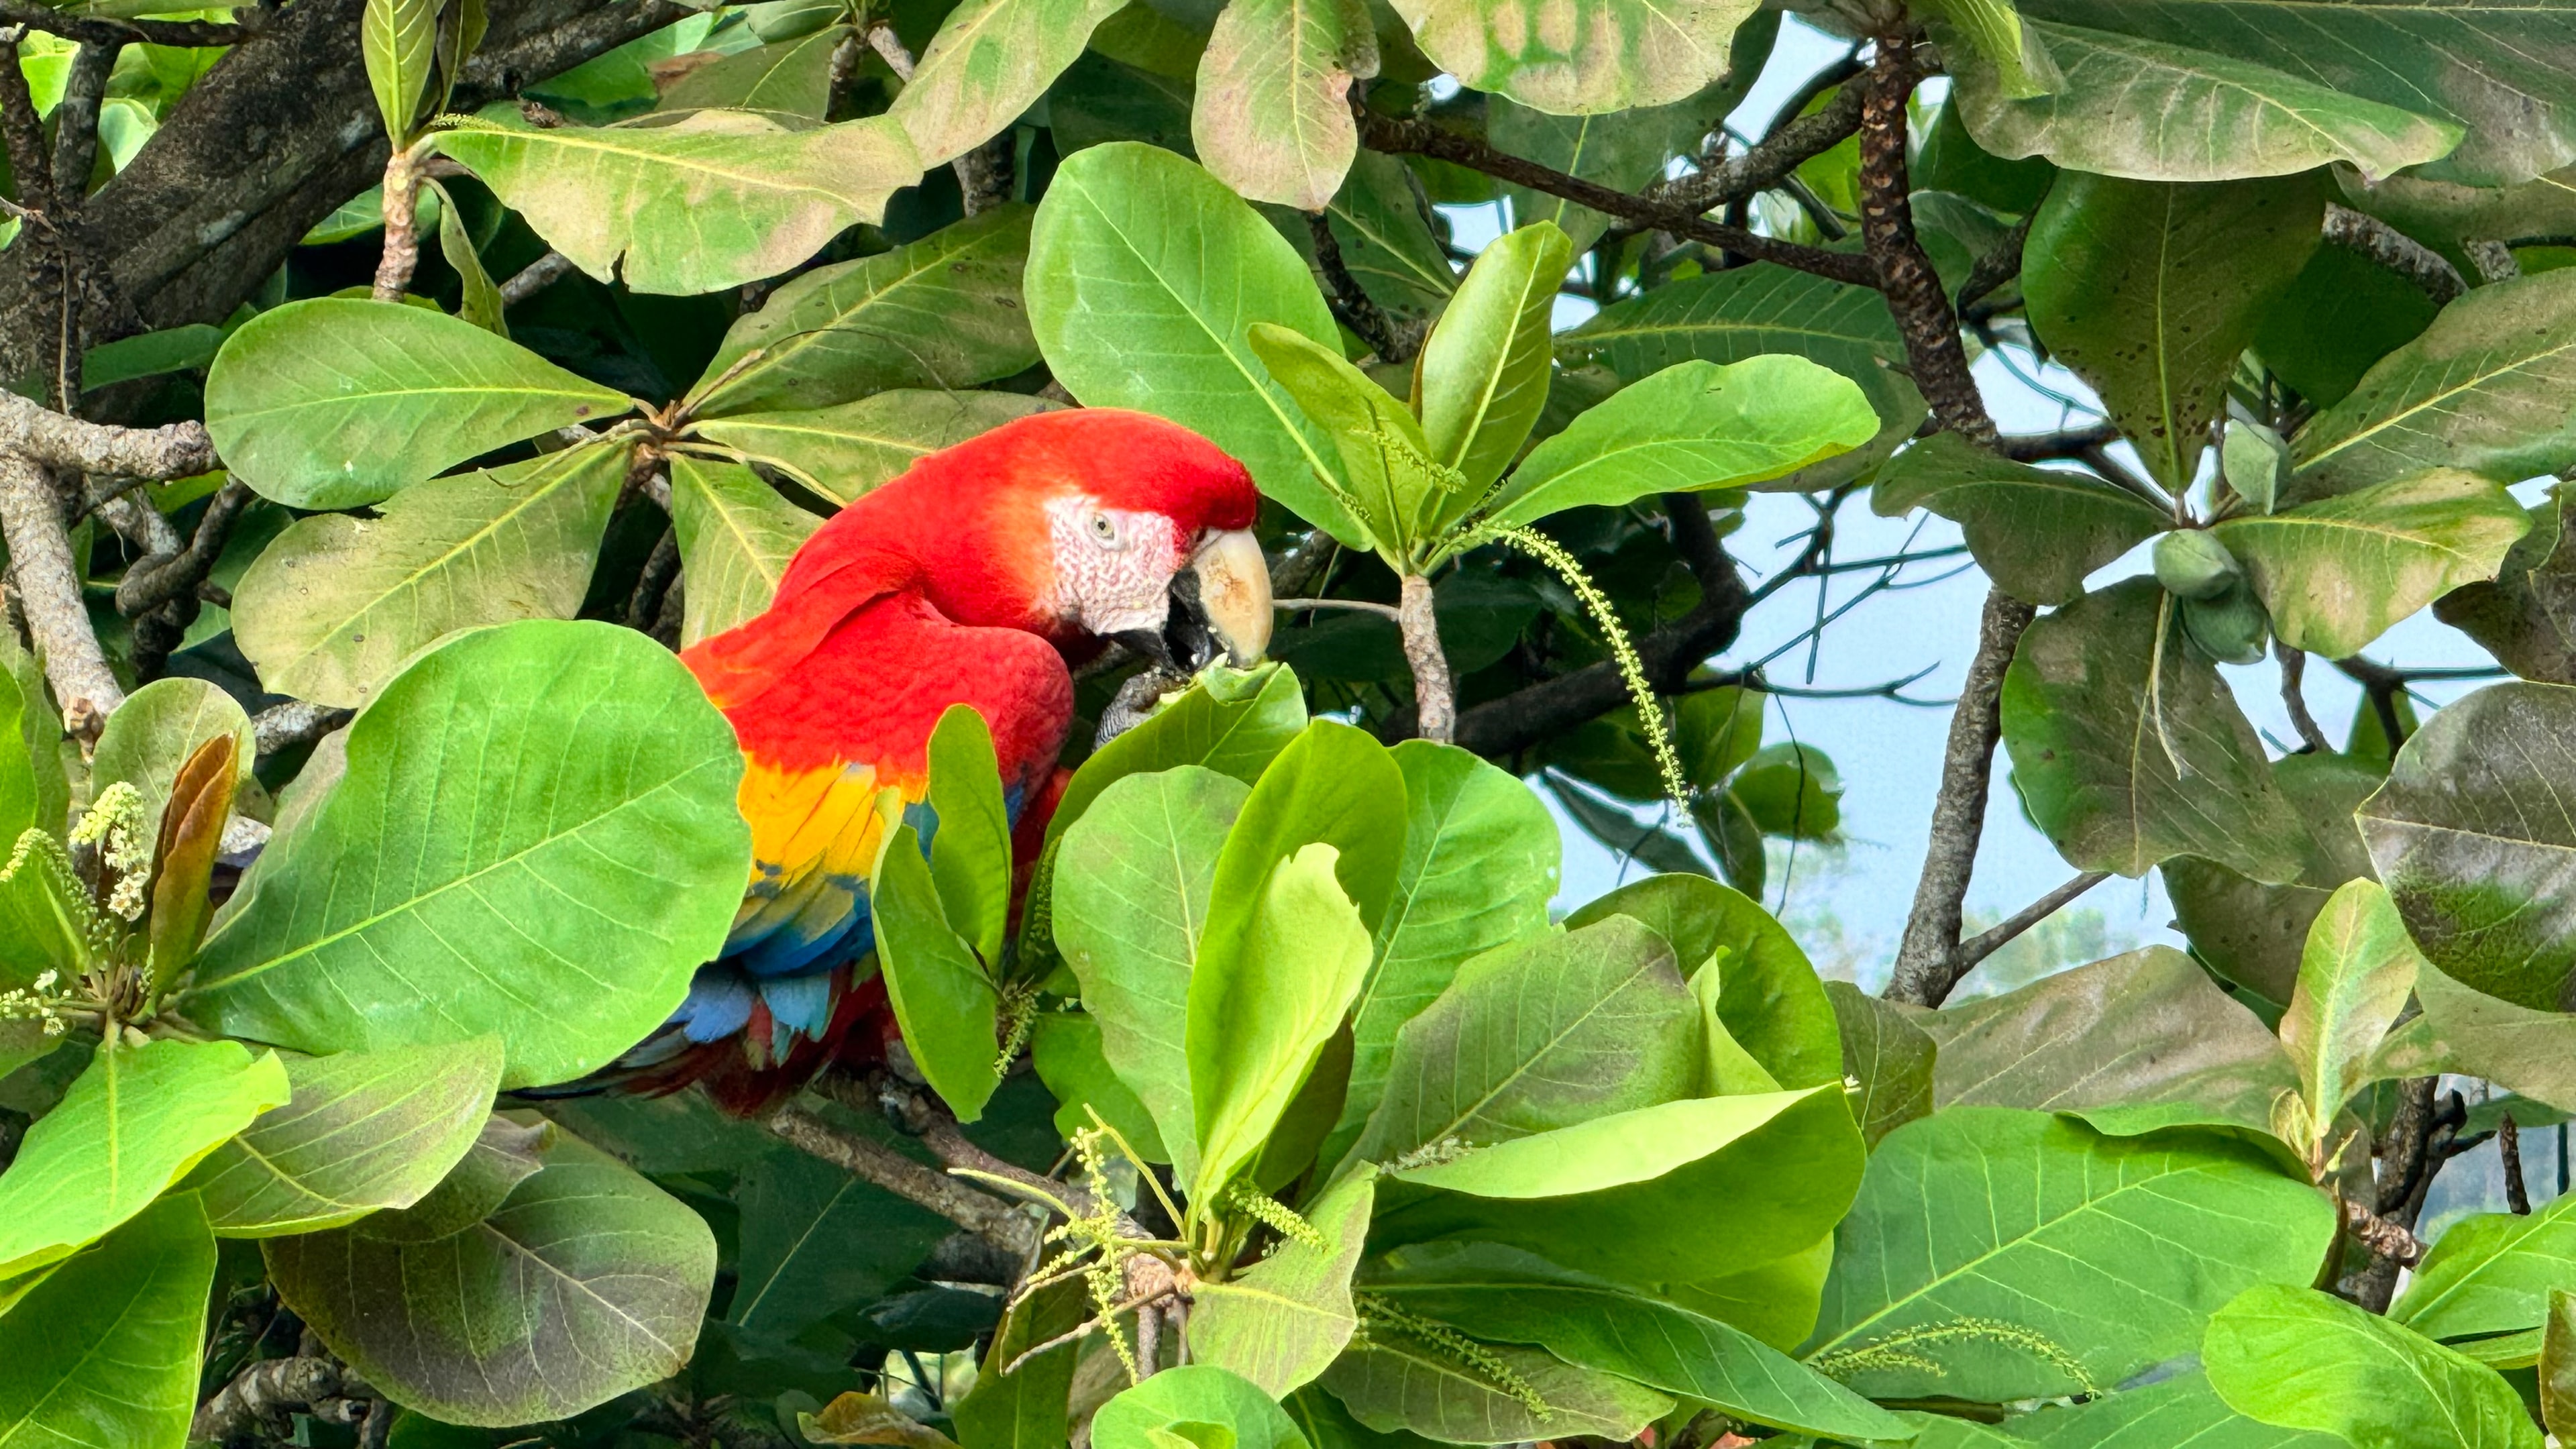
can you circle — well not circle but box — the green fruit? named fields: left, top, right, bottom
left=2181, top=578, right=2271, bottom=665
left=2154, top=529, right=2243, bottom=601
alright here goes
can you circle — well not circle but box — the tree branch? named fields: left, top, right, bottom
left=1998, top=421, right=2119, bottom=463
left=768, top=1104, right=1039, bottom=1258
left=50, top=40, right=119, bottom=204
left=1945, top=871, right=2111, bottom=989
left=1955, top=213, right=2032, bottom=314
left=499, top=249, right=575, bottom=307
left=0, top=0, right=247, bottom=48
left=1307, top=211, right=1407, bottom=362
left=1857, top=34, right=1994, bottom=445
left=1352, top=106, right=1879, bottom=290
left=2324, top=203, right=2465, bottom=306
left=0, top=26, right=54, bottom=220
left=1646, top=81, right=1867, bottom=217
left=193, top=1355, right=375, bottom=1446
left=252, top=699, right=352, bottom=758
left=2277, top=642, right=2331, bottom=753
left=0, top=455, right=121, bottom=730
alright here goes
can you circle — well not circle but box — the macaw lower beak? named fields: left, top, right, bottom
left=1186, top=529, right=1272, bottom=665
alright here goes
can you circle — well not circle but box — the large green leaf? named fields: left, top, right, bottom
left=1388, top=0, right=1758, bottom=113
left=1805, top=1109, right=2338, bottom=1402
left=1556, top=262, right=1898, bottom=384
left=2295, top=270, right=2576, bottom=496
left=890, top=0, right=1124, bottom=167
left=205, top=299, right=632, bottom=509
left=695, top=390, right=1054, bottom=504
left=1197, top=720, right=1408, bottom=975
left=1028, top=142, right=1356, bottom=540
left=2438, top=484, right=2576, bottom=686
left=1031, top=1012, right=1166, bottom=1157
left=668, top=454, right=823, bottom=647
left=1951, top=17, right=2461, bottom=182
left=89, top=675, right=254, bottom=842
left=1095, top=1366, right=1311, bottom=1449
left=1417, top=221, right=1570, bottom=502
left=232, top=442, right=628, bottom=708
left=430, top=112, right=921, bottom=295
left=1921, top=947, right=2300, bottom=1145
left=1318, top=151, right=1456, bottom=325
left=0, top=1038, right=286, bottom=1279
left=2016, top=0, right=2576, bottom=187
left=689, top=207, right=1040, bottom=417
left=363, top=0, right=436, bottom=140
left=2279, top=880, right=2422, bottom=1158
left=927, top=705, right=1014, bottom=969
left=1248, top=322, right=1444, bottom=556
left=1320, top=1336, right=1670, bottom=1444
left=2214, top=468, right=2528, bottom=658
left=1192, top=0, right=1367, bottom=210
left=2000, top=579, right=2307, bottom=883
left=2023, top=172, right=2322, bottom=489
left=727, top=1142, right=950, bottom=1340
left=874, top=821, right=1004, bottom=1123
left=2548, top=1289, right=2576, bottom=1441
left=1483, top=357, right=1876, bottom=531
left=0, top=1192, right=215, bottom=1449
left=1320, top=742, right=1556, bottom=1177
left=1371, top=1086, right=1862, bottom=1290
left=1827, top=981, right=1935, bottom=1148
left=2394, top=1186, right=2576, bottom=1348
left=1354, top=916, right=1697, bottom=1165
left=1055, top=766, right=1248, bottom=1175
left=1872, top=431, right=2169, bottom=606
left=2206, top=1284, right=2541, bottom=1449
left=2014, top=1370, right=2344, bottom=1448
left=267, top=1125, right=716, bottom=1428
left=2355, top=680, right=2576, bottom=1007
left=1042, top=663, right=1306, bottom=847
left=2389, top=960, right=2576, bottom=1115
left=1564, top=873, right=1843, bottom=1089
left=2164, top=752, right=2385, bottom=1005
left=1362, top=1242, right=1910, bottom=1441
left=657, top=27, right=847, bottom=119
left=1189, top=1163, right=1377, bottom=1394
left=1188, top=842, right=1375, bottom=1201
left=184, top=621, right=751, bottom=1089
left=955, top=1280, right=1087, bottom=1449
left=186, top=1038, right=504, bottom=1238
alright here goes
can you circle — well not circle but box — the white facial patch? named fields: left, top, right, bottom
left=1044, top=494, right=1188, bottom=639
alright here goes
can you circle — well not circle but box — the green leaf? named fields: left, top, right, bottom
left=668, top=453, right=824, bottom=648
left=2355, top=680, right=2576, bottom=1007
left=363, top=0, right=437, bottom=139
left=890, top=0, right=1124, bottom=167
left=1923, top=0, right=2055, bottom=101
left=232, top=442, right=627, bottom=708
left=1027, top=143, right=1356, bottom=541
left=1056, top=765, right=1248, bottom=1175
left=1188, top=842, right=1375, bottom=1202
left=2394, top=1185, right=2576, bottom=1350
left=1922, top=947, right=2302, bottom=1148
left=2164, top=752, right=2385, bottom=1005
left=874, top=821, right=1004, bottom=1123
left=1484, top=356, right=1876, bottom=531
left=688, top=207, right=1040, bottom=417
left=2206, top=1284, right=2541, bottom=1449
left=0, top=1191, right=215, bottom=1449
left=90, top=675, right=254, bottom=841
left=1417, top=221, right=1570, bottom=501
left=1951, top=18, right=2462, bottom=183
left=1362, top=1241, right=1909, bottom=1440
left=2393, top=960, right=2576, bottom=1115
left=927, top=706, right=1014, bottom=969
left=429, top=112, right=920, bottom=296
left=1354, top=916, right=1698, bottom=1166
left=1873, top=431, right=2169, bottom=606
left=186, top=1038, right=505, bottom=1238
left=1373, top=1087, right=1862, bottom=1289
left=1319, top=1336, right=1670, bottom=1444
left=2547, top=1289, right=2576, bottom=1442
left=657, top=26, right=847, bottom=119
left=1189, top=1163, right=1377, bottom=1394
left=2438, top=484, right=2576, bottom=685
left=1192, top=0, right=1367, bottom=209
left=1807, top=1109, right=2338, bottom=1403
left=2213, top=468, right=2529, bottom=658
left=2023, top=172, right=2323, bottom=490
left=1197, top=720, right=1408, bottom=983
left=1388, top=0, right=1758, bottom=112
left=727, top=1141, right=950, bottom=1339
left=2000, top=578, right=2307, bottom=882
left=205, top=298, right=632, bottom=508
left=695, top=390, right=1055, bottom=504
left=1730, top=742, right=1840, bottom=840
left=185, top=621, right=751, bottom=1090
left=83, top=325, right=223, bottom=391
left=2224, top=419, right=2288, bottom=515
left=1564, top=873, right=1845, bottom=1090
left=2015, top=0, right=2574, bottom=187
left=1825, top=980, right=1935, bottom=1149
left=1320, top=741, right=1556, bottom=1178
left=2279, top=880, right=2422, bottom=1152
left=266, top=1124, right=717, bottom=1428
left=0, top=1038, right=288, bottom=1279
left=1489, top=64, right=1760, bottom=254
left=1247, top=321, right=1435, bottom=555
left=956, top=1279, right=1089, bottom=1449
left=2295, top=270, right=2576, bottom=496
left=1031, top=1011, right=1167, bottom=1159
left=1044, top=664, right=1308, bottom=849
left=1095, top=1366, right=1312, bottom=1449
left=1318, top=151, right=1456, bottom=325
left=427, top=178, right=505, bottom=335
left=2013, top=1370, right=2345, bottom=1448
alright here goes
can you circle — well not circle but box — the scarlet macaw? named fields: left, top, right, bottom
left=614, top=408, right=1272, bottom=1111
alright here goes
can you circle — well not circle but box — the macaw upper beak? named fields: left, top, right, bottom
left=1186, top=529, right=1272, bottom=665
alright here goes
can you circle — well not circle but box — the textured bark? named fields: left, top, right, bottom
left=2323, top=203, right=2465, bottom=305
left=370, top=152, right=421, bottom=302
left=1856, top=35, right=1993, bottom=445
left=0, top=455, right=123, bottom=725
left=1398, top=573, right=1454, bottom=743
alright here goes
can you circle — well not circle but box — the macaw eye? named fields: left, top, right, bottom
left=1088, top=512, right=1122, bottom=548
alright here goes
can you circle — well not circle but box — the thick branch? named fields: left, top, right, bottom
left=1648, top=83, right=1867, bottom=217
left=1354, top=107, right=1879, bottom=289
left=769, top=1104, right=1038, bottom=1258
left=1397, top=573, right=1455, bottom=743
left=499, top=250, right=575, bottom=307
left=0, top=27, right=53, bottom=219
left=1998, top=422, right=2118, bottom=463
left=2340, top=1197, right=2426, bottom=1269
left=1885, top=590, right=2035, bottom=1006
left=372, top=152, right=421, bottom=302
left=0, top=0, right=246, bottom=48
left=2324, top=203, right=2465, bottom=306
left=1307, top=211, right=1406, bottom=362
left=0, top=455, right=123, bottom=726
left=1858, top=34, right=1994, bottom=445
left=252, top=699, right=352, bottom=757
left=50, top=41, right=119, bottom=203
left=0, top=390, right=214, bottom=478
left=193, top=1356, right=374, bottom=1446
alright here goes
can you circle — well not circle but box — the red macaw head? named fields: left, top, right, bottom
left=691, top=409, right=1272, bottom=707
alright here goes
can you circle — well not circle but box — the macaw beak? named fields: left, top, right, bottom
left=1186, top=529, right=1272, bottom=665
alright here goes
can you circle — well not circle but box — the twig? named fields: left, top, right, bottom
left=2502, top=1110, right=2533, bottom=1214
left=1948, top=871, right=2111, bottom=984
left=767, top=1103, right=1039, bottom=1257
left=1353, top=106, right=1879, bottom=289
left=193, top=1355, right=369, bottom=1444
left=49, top=40, right=118, bottom=203
left=1648, top=82, right=1867, bottom=217
left=1277, top=596, right=1401, bottom=621
left=498, top=250, right=574, bottom=307
left=2463, top=238, right=2520, bottom=284
left=0, top=0, right=246, bottom=47
left=1955, top=213, right=2033, bottom=312
left=1996, top=422, right=2119, bottom=462
left=1397, top=573, right=1454, bottom=743
left=625, top=527, right=680, bottom=633
left=0, top=390, right=214, bottom=479
left=2277, top=642, right=2331, bottom=753
left=1886, top=590, right=2035, bottom=1006
left=2353, top=1081, right=2453, bottom=1310
left=252, top=700, right=351, bottom=758
left=1307, top=212, right=1406, bottom=362
left=2324, top=203, right=2465, bottom=306
left=863, top=20, right=915, bottom=80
